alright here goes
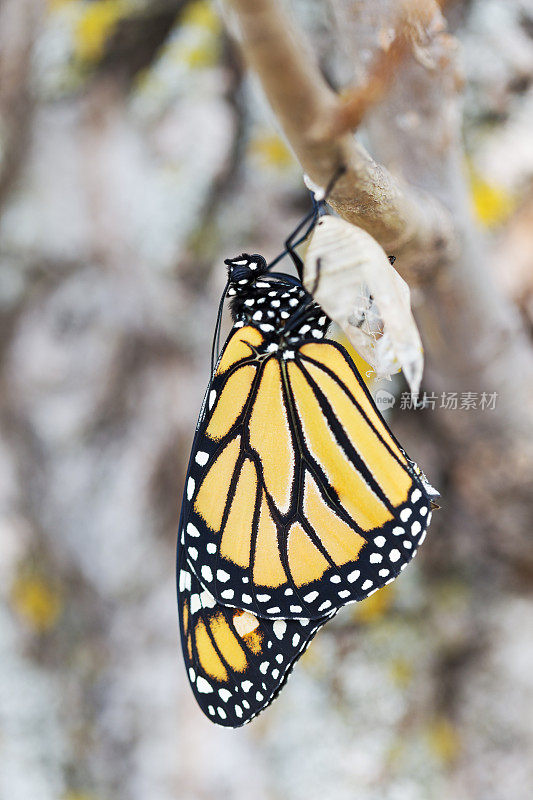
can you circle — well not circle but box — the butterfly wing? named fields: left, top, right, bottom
left=178, top=558, right=331, bottom=727
left=180, top=324, right=436, bottom=621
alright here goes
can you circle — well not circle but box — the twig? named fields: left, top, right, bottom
left=325, top=0, right=452, bottom=137
left=224, top=0, right=455, bottom=270
left=0, top=0, right=40, bottom=206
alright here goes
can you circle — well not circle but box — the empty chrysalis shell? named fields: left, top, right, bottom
left=303, top=216, right=424, bottom=396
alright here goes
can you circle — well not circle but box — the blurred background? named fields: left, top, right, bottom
left=1, top=1, right=533, bottom=798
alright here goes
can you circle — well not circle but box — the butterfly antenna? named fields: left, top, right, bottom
left=267, top=207, right=317, bottom=273
left=211, top=277, right=230, bottom=375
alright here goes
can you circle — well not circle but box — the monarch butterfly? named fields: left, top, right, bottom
left=177, top=199, right=437, bottom=726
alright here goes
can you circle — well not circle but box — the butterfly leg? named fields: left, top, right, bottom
left=267, top=203, right=319, bottom=275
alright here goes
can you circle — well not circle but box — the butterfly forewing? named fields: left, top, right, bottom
left=181, top=306, right=435, bottom=621
left=178, top=557, right=331, bottom=727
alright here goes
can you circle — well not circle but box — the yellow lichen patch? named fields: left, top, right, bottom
left=181, top=0, right=221, bottom=34
left=426, top=717, right=461, bottom=764
left=249, top=132, right=293, bottom=171
left=74, top=1, right=129, bottom=63
left=162, top=0, right=221, bottom=71
left=63, top=793, right=99, bottom=800
left=389, top=657, right=413, bottom=689
left=11, top=573, right=62, bottom=632
left=48, top=0, right=77, bottom=9
left=179, top=42, right=219, bottom=69
left=384, top=739, right=406, bottom=769
left=467, top=161, right=516, bottom=227
left=353, top=583, right=395, bottom=624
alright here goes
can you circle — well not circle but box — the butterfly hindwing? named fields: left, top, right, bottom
left=178, top=558, right=331, bottom=727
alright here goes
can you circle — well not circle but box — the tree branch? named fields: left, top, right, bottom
left=0, top=0, right=40, bottom=207
left=224, top=0, right=455, bottom=272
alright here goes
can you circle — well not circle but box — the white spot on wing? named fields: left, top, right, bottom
left=200, top=589, right=216, bottom=608
left=195, top=451, right=209, bottom=466
left=196, top=677, right=213, bottom=694
left=208, top=390, right=216, bottom=410
left=190, top=594, right=201, bottom=614
left=273, top=620, right=287, bottom=640
left=201, top=565, right=213, bottom=582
